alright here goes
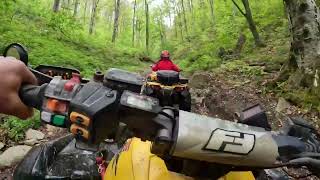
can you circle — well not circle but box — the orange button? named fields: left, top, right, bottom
left=70, top=112, right=91, bottom=127
left=46, top=99, right=67, bottom=113
left=70, top=124, right=90, bottom=139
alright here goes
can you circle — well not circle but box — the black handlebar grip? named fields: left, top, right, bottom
left=19, top=84, right=47, bottom=109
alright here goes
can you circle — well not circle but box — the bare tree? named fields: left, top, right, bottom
left=132, top=0, right=137, bottom=46
left=73, top=0, right=80, bottom=17
left=83, top=0, right=88, bottom=22
left=89, top=0, right=100, bottom=35
left=170, top=0, right=178, bottom=38
left=145, top=0, right=150, bottom=53
left=112, top=0, right=121, bottom=43
left=181, top=0, right=189, bottom=37
left=53, top=0, right=61, bottom=12
left=231, top=0, right=264, bottom=47
left=174, top=1, right=184, bottom=40
left=158, top=9, right=166, bottom=48
left=208, top=0, right=215, bottom=25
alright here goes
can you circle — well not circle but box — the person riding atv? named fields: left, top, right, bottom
left=143, top=51, right=191, bottom=111
left=151, top=50, right=180, bottom=72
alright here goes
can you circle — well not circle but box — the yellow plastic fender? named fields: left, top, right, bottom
left=218, top=171, right=255, bottom=180
left=104, top=138, right=255, bottom=180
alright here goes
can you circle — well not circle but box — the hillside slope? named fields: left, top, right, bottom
left=0, top=1, right=148, bottom=76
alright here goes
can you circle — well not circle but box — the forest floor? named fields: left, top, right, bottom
left=190, top=63, right=319, bottom=130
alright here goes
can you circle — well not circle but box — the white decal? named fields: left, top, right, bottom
left=203, top=129, right=255, bottom=155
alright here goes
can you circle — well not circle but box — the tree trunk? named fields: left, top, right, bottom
left=160, top=9, right=166, bottom=42
left=171, top=0, right=178, bottom=38
left=61, top=0, right=71, bottom=10
left=53, top=0, right=61, bottom=12
left=199, top=0, right=206, bottom=30
left=83, top=0, right=88, bottom=22
left=159, top=9, right=165, bottom=48
left=158, top=18, right=164, bottom=49
left=231, top=0, right=264, bottom=47
left=132, top=0, right=137, bottom=46
left=145, top=0, right=150, bottom=53
left=73, top=0, right=80, bottom=17
left=208, top=0, right=215, bottom=25
left=181, top=0, right=189, bottom=36
left=89, top=0, right=99, bottom=35
left=174, top=2, right=184, bottom=41
left=136, top=19, right=141, bottom=47
left=282, top=0, right=320, bottom=91
left=112, top=0, right=121, bottom=43
left=241, top=0, right=264, bottom=47
left=233, top=33, right=246, bottom=57
left=167, top=0, right=172, bottom=27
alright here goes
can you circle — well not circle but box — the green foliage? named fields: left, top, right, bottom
left=0, top=0, right=148, bottom=77
left=283, top=89, right=320, bottom=112
left=166, top=0, right=288, bottom=72
left=220, top=60, right=264, bottom=77
left=1, top=111, right=41, bottom=141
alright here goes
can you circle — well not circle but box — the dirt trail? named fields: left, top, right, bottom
left=190, top=70, right=319, bottom=130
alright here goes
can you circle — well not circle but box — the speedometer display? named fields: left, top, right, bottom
left=127, top=96, right=153, bottom=111
left=121, top=91, right=159, bottom=112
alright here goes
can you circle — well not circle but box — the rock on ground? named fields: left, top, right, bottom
left=23, top=139, right=39, bottom=146
left=0, top=145, right=32, bottom=169
left=46, top=124, right=65, bottom=137
left=25, top=129, right=45, bottom=140
left=189, top=72, right=212, bottom=89
left=0, top=142, right=4, bottom=150
left=276, top=97, right=291, bottom=113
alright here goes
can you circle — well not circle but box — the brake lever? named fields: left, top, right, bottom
left=288, top=157, right=320, bottom=175
left=29, top=68, right=53, bottom=85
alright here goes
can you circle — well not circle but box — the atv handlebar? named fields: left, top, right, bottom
left=18, top=76, right=320, bottom=173
left=20, top=84, right=46, bottom=109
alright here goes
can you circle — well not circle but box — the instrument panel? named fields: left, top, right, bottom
left=35, top=65, right=81, bottom=80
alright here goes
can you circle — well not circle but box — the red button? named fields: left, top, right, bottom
left=64, top=73, right=81, bottom=92
left=64, top=82, right=75, bottom=92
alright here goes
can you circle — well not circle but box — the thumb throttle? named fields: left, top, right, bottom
left=19, top=84, right=47, bottom=109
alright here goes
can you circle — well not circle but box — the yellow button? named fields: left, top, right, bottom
left=70, top=124, right=90, bottom=140
left=70, top=112, right=91, bottom=127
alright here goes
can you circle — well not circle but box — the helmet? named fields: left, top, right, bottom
left=160, top=50, right=170, bottom=58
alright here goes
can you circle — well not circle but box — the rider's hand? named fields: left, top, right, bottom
left=0, top=57, right=37, bottom=119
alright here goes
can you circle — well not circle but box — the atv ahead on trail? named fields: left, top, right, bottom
left=142, top=70, right=191, bottom=111
left=3, top=43, right=320, bottom=180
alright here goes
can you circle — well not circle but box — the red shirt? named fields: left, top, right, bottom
left=152, top=59, right=180, bottom=72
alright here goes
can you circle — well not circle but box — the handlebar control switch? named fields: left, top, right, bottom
left=46, top=98, right=67, bottom=113
left=70, top=112, right=91, bottom=127
left=68, top=81, right=119, bottom=144
left=52, top=115, right=66, bottom=126
left=70, top=124, right=90, bottom=140
left=39, top=76, right=81, bottom=127
left=64, top=73, right=81, bottom=92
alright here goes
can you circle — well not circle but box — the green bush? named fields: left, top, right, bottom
left=1, top=111, right=41, bottom=141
